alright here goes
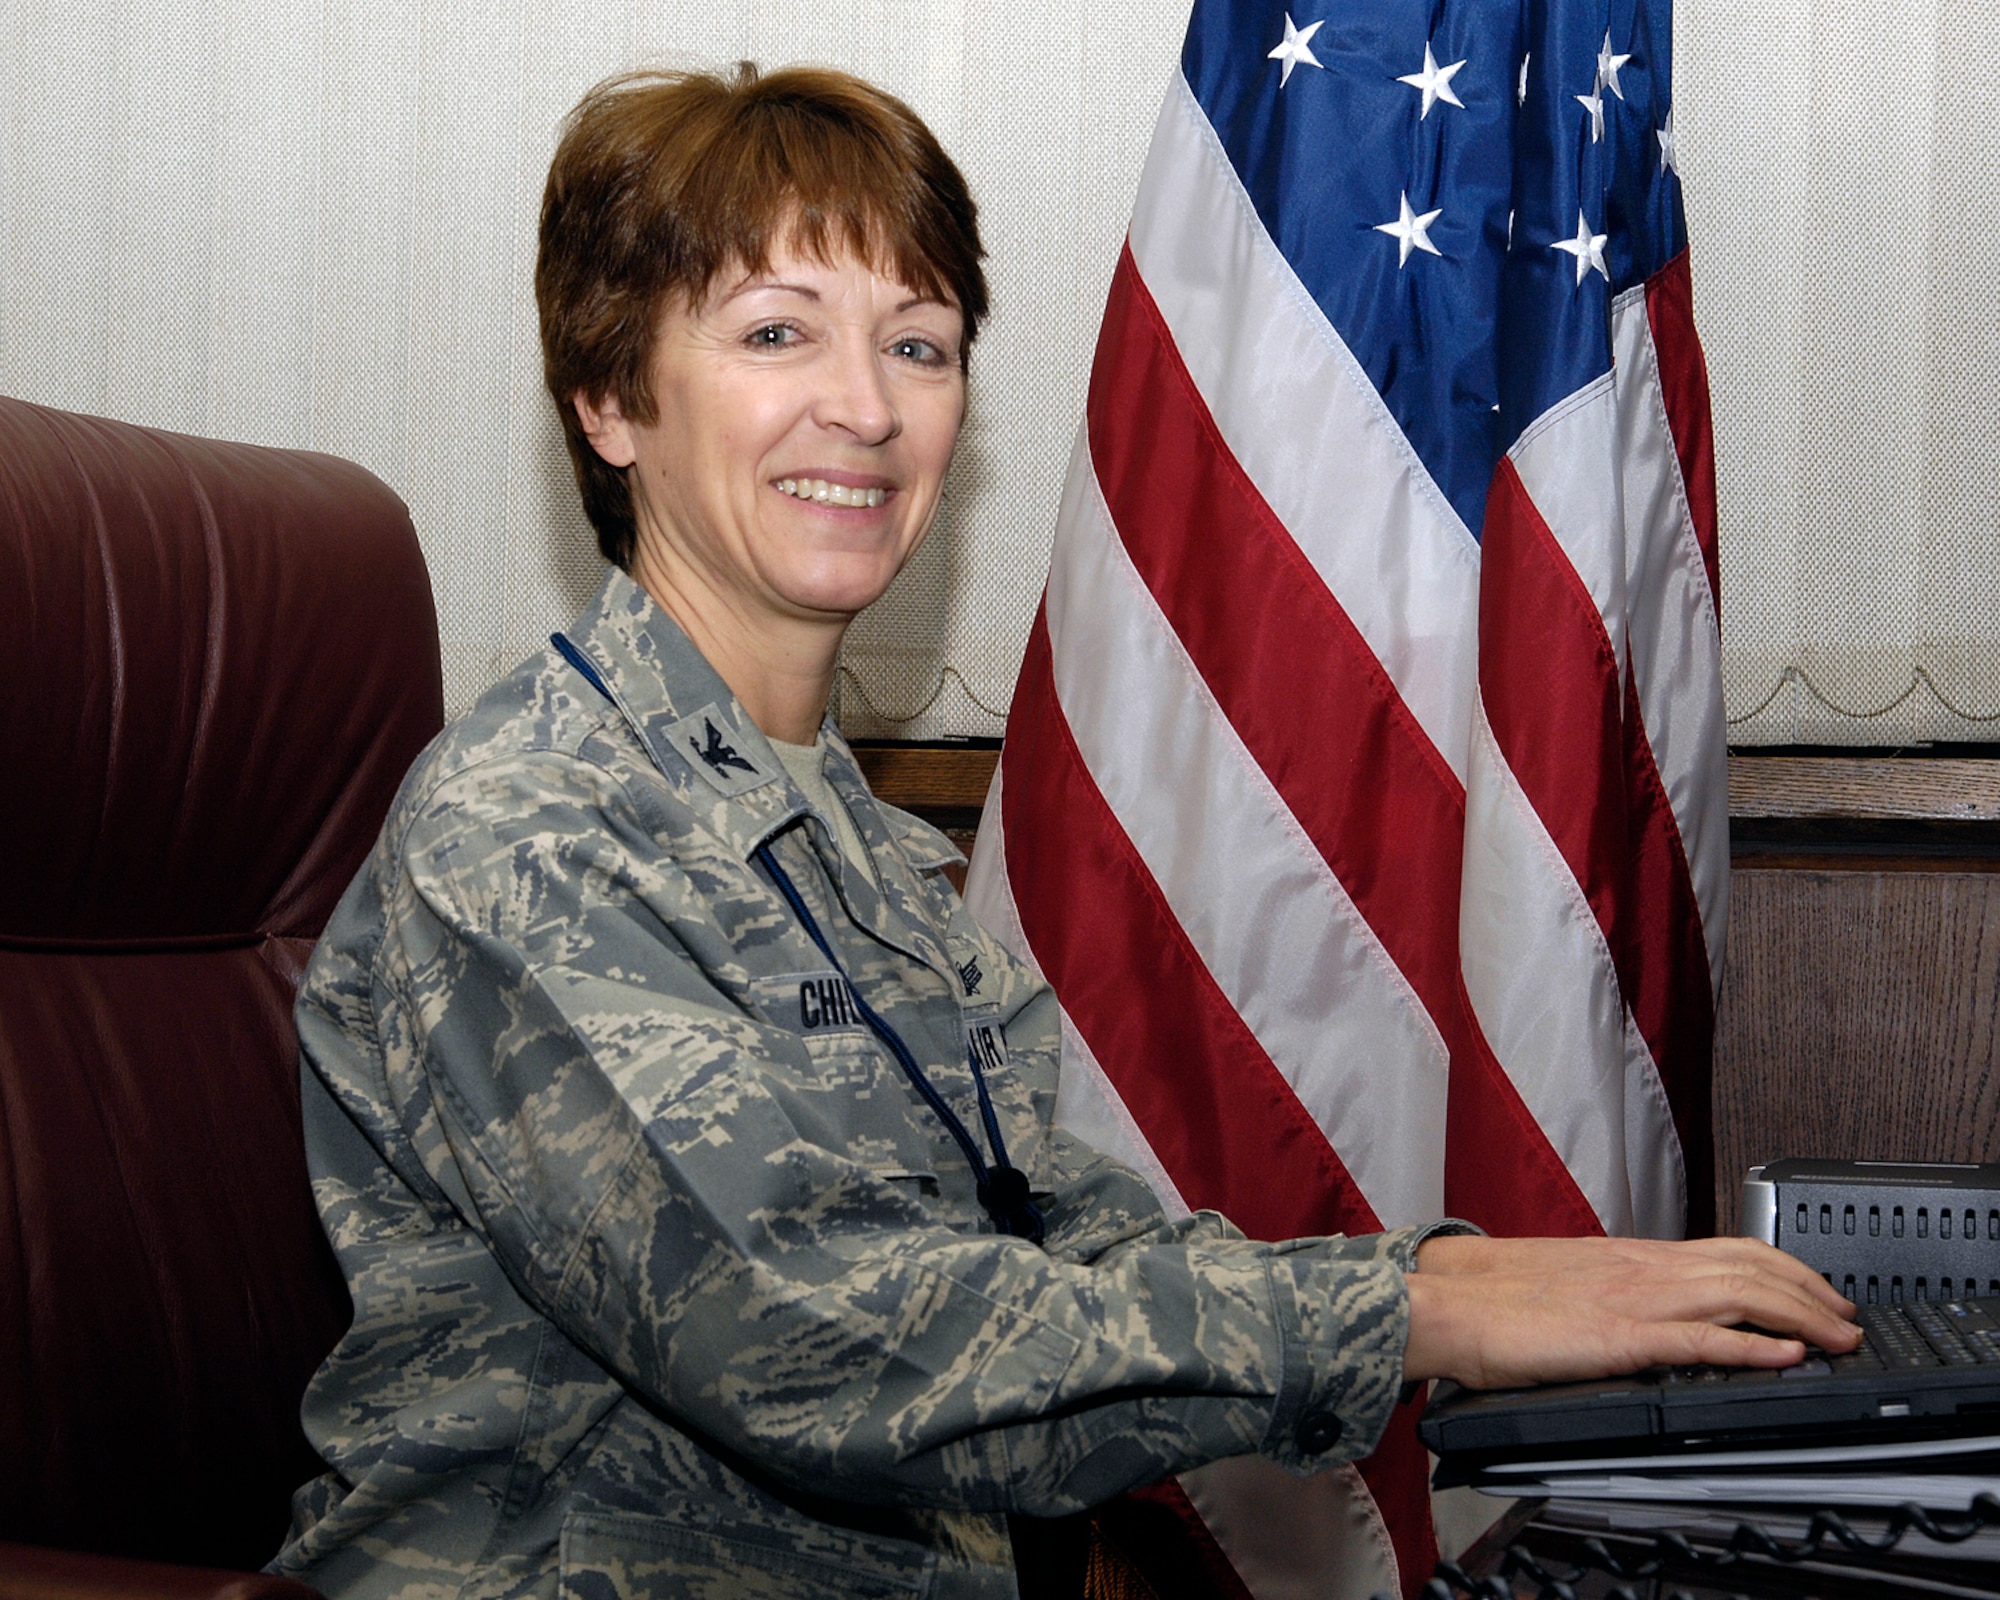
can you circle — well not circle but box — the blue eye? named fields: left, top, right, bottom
left=891, top=337, right=947, bottom=365
left=747, top=323, right=797, bottom=349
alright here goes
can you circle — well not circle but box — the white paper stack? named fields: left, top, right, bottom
left=1469, top=1431, right=2000, bottom=1584
left=1467, top=1429, right=2000, bottom=1513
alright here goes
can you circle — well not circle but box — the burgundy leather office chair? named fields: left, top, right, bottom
left=0, top=398, right=443, bottom=1597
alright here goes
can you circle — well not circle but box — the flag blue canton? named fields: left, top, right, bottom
left=1183, top=0, right=1688, bottom=545
left=1600, top=0, right=1687, bottom=290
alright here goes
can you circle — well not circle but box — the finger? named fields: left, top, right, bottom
left=1512, top=1236, right=1857, bottom=1322
left=1658, top=1266, right=1863, bottom=1352
left=1677, top=1323, right=1809, bottom=1369
left=1579, top=1260, right=1854, bottom=1352
left=1728, top=1268, right=1863, bottom=1347
left=1701, top=1238, right=1858, bottom=1313
left=1624, top=1235, right=1855, bottom=1315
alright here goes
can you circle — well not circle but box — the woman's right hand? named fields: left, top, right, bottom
left=1401, top=1233, right=1863, bottom=1390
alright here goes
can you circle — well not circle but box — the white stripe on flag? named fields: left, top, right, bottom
left=1508, top=375, right=1629, bottom=681
left=1044, top=426, right=1450, bottom=1230
left=1177, top=1455, right=1400, bottom=1600
left=1128, top=73, right=1480, bottom=784
left=1459, top=695, right=1684, bottom=1237
left=1612, top=285, right=1729, bottom=990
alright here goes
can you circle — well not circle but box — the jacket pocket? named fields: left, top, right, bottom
left=559, top=1508, right=935, bottom=1600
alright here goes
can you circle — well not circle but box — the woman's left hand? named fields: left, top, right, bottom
left=1401, top=1232, right=1863, bottom=1390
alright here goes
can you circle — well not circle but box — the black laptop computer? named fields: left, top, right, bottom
left=1420, top=1293, right=2000, bottom=1479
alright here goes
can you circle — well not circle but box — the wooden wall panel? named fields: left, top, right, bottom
left=1713, top=870, right=2000, bottom=1234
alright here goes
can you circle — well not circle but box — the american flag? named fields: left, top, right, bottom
left=964, top=0, right=1724, bottom=1593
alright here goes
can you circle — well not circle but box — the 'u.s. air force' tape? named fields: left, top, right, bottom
left=754, top=971, right=869, bottom=1037
left=965, top=1010, right=1007, bottom=1073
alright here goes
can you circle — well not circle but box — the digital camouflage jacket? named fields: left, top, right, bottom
left=272, top=570, right=1455, bottom=1600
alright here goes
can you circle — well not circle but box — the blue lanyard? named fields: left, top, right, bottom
left=752, top=841, right=1043, bottom=1245
left=552, top=632, right=1045, bottom=1244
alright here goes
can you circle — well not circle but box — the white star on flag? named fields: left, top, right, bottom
left=1658, top=107, right=1678, bottom=173
left=1374, top=191, right=1444, bottom=265
left=1268, top=13, right=1325, bottom=86
left=1550, top=208, right=1609, bottom=284
left=1518, top=52, right=1531, bottom=105
left=1576, top=86, right=1605, bottom=142
left=1396, top=41, right=1467, bottom=120
left=1596, top=32, right=1633, bottom=100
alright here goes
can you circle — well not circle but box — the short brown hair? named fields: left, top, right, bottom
left=536, top=63, right=989, bottom=569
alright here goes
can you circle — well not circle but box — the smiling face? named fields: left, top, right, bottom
left=578, top=237, right=966, bottom=653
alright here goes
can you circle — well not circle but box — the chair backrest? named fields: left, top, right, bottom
left=0, top=398, right=443, bottom=1568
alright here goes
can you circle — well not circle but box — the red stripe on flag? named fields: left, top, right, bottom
left=1478, top=458, right=1630, bottom=946
left=1001, top=613, right=1373, bottom=1242
left=1620, top=666, right=1717, bottom=1236
left=1087, top=249, right=1597, bottom=1242
left=1644, top=250, right=1719, bottom=615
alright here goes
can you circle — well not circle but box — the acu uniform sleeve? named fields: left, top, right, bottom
left=378, top=752, right=1424, bottom=1517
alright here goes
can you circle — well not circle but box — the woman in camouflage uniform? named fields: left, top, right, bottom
left=272, top=64, right=1856, bottom=1600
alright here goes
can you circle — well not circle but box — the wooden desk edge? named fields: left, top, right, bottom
left=1729, top=753, right=2000, bottom=822
left=850, top=744, right=998, bottom=814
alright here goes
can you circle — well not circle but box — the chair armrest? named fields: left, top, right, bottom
left=0, top=1544, right=323, bottom=1600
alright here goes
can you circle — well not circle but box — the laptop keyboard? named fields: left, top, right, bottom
left=1657, top=1297, right=2000, bottom=1385
left=1850, top=1298, right=2000, bottom=1370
